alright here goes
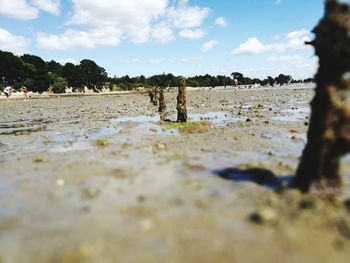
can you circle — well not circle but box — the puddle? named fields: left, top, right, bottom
left=114, top=115, right=160, bottom=123
left=272, top=107, right=310, bottom=122
left=188, top=112, right=232, bottom=126
left=114, top=112, right=234, bottom=126
left=0, top=120, right=48, bottom=135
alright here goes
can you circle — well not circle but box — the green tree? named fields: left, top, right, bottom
left=62, top=63, right=84, bottom=91
left=267, top=76, right=275, bottom=86
left=49, top=73, right=68, bottom=93
left=21, top=54, right=49, bottom=93
left=47, top=60, right=63, bottom=76
left=275, top=74, right=292, bottom=86
left=0, top=50, right=25, bottom=87
left=79, top=59, right=107, bottom=92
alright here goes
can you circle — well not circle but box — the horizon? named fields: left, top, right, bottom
left=0, top=0, right=328, bottom=79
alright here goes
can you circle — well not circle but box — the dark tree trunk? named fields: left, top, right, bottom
left=293, top=0, right=350, bottom=196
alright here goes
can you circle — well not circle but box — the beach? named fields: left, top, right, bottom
left=0, top=87, right=349, bottom=262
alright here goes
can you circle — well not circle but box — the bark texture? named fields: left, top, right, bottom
left=293, top=0, right=350, bottom=195
left=177, top=77, right=187, bottom=123
left=153, top=87, right=159, bottom=106
left=158, top=88, right=166, bottom=113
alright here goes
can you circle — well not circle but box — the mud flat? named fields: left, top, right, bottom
left=0, top=87, right=349, bottom=262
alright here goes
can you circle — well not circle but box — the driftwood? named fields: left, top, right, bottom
left=293, top=0, right=350, bottom=196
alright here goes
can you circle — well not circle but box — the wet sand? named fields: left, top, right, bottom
left=0, top=87, right=349, bottom=262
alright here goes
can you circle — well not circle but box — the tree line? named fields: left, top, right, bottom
left=0, top=50, right=314, bottom=94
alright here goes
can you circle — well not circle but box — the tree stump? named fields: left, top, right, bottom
left=177, top=77, right=187, bottom=123
left=293, top=0, right=350, bottom=196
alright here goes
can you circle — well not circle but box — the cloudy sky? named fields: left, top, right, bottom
left=0, top=0, right=330, bottom=79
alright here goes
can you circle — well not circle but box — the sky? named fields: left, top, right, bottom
left=0, top=0, right=336, bottom=79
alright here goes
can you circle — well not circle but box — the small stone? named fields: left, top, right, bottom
left=56, top=178, right=65, bottom=187
left=299, top=197, right=317, bottom=210
left=137, top=195, right=147, bottom=202
left=155, top=143, right=166, bottom=150
left=140, top=218, right=154, bottom=231
left=33, top=155, right=45, bottom=163
left=82, top=187, right=100, bottom=199
left=95, top=138, right=108, bottom=147
left=249, top=208, right=278, bottom=225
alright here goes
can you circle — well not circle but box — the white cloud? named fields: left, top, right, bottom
left=36, top=0, right=210, bottom=50
left=152, top=22, right=174, bottom=43
left=231, top=29, right=312, bottom=55
left=231, top=37, right=264, bottom=55
left=0, top=0, right=38, bottom=19
left=268, top=55, right=303, bottom=63
left=37, top=28, right=122, bottom=50
left=201, top=40, right=219, bottom=52
left=32, top=0, right=60, bottom=15
left=0, top=27, right=29, bottom=54
left=0, top=0, right=60, bottom=19
left=215, top=17, right=227, bottom=27
left=179, top=29, right=205, bottom=39
left=167, top=3, right=210, bottom=29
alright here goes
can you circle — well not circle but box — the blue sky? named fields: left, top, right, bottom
left=0, top=0, right=329, bottom=79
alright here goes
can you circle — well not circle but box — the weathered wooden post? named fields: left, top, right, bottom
left=153, top=87, right=159, bottom=106
left=148, top=88, right=154, bottom=104
left=158, top=88, right=167, bottom=122
left=158, top=88, right=166, bottom=113
left=293, top=0, right=350, bottom=195
left=177, top=77, right=187, bottom=123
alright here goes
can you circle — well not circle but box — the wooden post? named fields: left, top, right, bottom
left=177, top=77, right=187, bottom=123
left=158, top=88, right=166, bottom=113
left=293, top=0, right=350, bottom=196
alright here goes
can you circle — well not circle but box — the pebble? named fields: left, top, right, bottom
left=140, top=218, right=154, bottom=231
left=155, top=143, right=166, bottom=150
left=249, top=208, right=278, bottom=225
left=56, top=178, right=65, bottom=187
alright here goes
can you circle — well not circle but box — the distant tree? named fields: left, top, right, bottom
left=231, top=72, right=244, bottom=84
left=47, top=60, right=63, bottom=75
left=303, top=77, right=315, bottom=83
left=79, top=59, right=107, bottom=92
left=49, top=73, right=68, bottom=93
left=267, top=76, right=275, bottom=86
left=0, top=50, right=25, bottom=87
left=62, top=63, right=84, bottom=91
left=21, top=54, right=50, bottom=93
left=275, top=74, right=292, bottom=86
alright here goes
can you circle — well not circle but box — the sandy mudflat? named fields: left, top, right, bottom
left=0, top=87, right=349, bottom=262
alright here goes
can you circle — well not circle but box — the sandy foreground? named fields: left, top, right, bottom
left=0, top=87, right=349, bottom=262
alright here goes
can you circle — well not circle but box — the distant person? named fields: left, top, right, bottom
left=4, top=86, right=12, bottom=102
left=22, top=86, right=29, bottom=100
